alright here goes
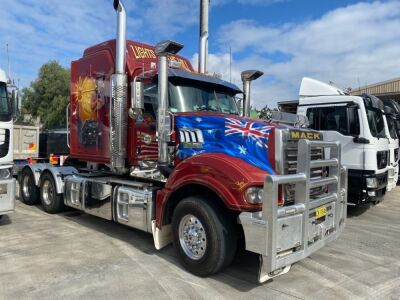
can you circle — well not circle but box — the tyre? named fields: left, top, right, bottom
left=19, top=168, right=40, bottom=205
left=171, top=196, right=237, bottom=277
left=39, top=172, right=65, bottom=214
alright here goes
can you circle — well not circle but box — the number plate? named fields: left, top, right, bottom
left=315, top=206, right=327, bottom=219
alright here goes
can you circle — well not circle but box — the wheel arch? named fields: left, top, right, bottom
left=162, top=182, right=239, bottom=226
left=38, top=166, right=78, bottom=194
left=20, top=163, right=51, bottom=187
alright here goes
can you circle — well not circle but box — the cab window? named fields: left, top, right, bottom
left=306, top=106, right=360, bottom=136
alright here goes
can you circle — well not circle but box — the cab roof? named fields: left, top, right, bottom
left=81, top=39, right=194, bottom=76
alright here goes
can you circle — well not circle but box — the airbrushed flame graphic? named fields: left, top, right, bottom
left=175, top=115, right=275, bottom=174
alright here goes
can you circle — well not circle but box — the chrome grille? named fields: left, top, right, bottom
left=284, top=139, right=327, bottom=204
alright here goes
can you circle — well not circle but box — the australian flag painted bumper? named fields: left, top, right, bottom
left=175, top=115, right=275, bottom=174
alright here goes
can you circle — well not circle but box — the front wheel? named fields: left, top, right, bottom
left=172, top=196, right=237, bottom=277
left=39, top=172, right=65, bottom=214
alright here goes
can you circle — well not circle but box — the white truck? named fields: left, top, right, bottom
left=296, top=78, right=389, bottom=207
left=383, top=105, right=399, bottom=191
left=0, top=68, right=17, bottom=219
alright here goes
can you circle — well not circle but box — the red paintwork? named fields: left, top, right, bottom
left=69, top=39, right=283, bottom=228
left=69, top=40, right=193, bottom=163
left=156, top=153, right=266, bottom=227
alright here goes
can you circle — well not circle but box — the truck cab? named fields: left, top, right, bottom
left=383, top=105, right=399, bottom=191
left=297, top=78, right=389, bottom=206
left=0, top=69, right=16, bottom=219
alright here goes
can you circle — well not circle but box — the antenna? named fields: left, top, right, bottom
left=6, top=43, right=11, bottom=80
left=229, top=46, right=232, bottom=83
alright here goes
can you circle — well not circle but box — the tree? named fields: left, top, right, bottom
left=22, top=61, right=70, bottom=129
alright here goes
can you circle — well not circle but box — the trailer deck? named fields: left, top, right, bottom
left=0, top=187, right=399, bottom=299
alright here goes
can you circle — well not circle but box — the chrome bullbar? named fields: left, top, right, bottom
left=239, top=139, right=347, bottom=283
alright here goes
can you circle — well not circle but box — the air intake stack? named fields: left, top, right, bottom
left=241, top=70, right=263, bottom=117
left=155, top=40, right=184, bottom=177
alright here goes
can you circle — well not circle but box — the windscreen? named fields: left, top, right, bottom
left=169, top=79, right=239, bottom=114
left=366, top=107, right=385, bottom=138
left=386, top=116, right=398, bottom=139
left=0, top=83, right=11, bottom=121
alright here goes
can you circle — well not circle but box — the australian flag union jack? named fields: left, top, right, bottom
left=175, top=115, right=275, bottom=174
left=225, top=118, right=272, bottom=147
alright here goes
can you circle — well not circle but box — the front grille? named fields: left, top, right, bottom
left=0, top=129, right=10, bottom=158
left=395, top=148, right=399, bottom=162
left=377, top=172, right=387, bottom=187
left=283, top=139, right=327, bottom=205
left=377, top=150, right=388, bottom=169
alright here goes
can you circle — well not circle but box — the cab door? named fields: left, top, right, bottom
left=304, top=103, right=364, bottom=171
left=128, top=82, right=158, bottom=166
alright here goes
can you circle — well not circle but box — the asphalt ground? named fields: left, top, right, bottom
left=0, top=187, right=399, bottom=299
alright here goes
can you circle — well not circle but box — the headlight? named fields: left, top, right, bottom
left=0, top=168, right=11, bottom=179
left=245, top=187, right=263, bottom=204
left=366, top=177, right=378, bottom=188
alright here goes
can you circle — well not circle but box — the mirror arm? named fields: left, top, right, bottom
left=128, top=75, right=144, bottom=120
left=353, top=136, right=370, bottom=144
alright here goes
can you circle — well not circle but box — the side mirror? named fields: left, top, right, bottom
left=235, top=97, right=243, bottom=115
left=353, top=136, right=370, bottom=144
left=11, top=89, right=19, bottom=120
left=129, top=78, right=144, bottom=119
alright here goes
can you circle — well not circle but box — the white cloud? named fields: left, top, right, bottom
left=213, top=1, right=400, bottom=108
left=0, top=0, right=143, bottom=86
left=213, top=0, right=286, bottom=6
left=140, top=0, right=198, bottom=38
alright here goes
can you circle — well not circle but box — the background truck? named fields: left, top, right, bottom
left=17, top=0, right=347, bottom=282
left=0, top=68, right=17, bottom=219
left=383, top=106, right=399, bottom=191
left=13, top=125, right=69, bottom=174
left=297, top=78, right=389, bottom=207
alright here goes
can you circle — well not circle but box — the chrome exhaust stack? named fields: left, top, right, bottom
left=199, top=0, right=209, bottom=73
left=155, top=40, right=184, bottom=177
left=110, top=0, right=128, bottom=174
left=241, top=70, right=263, bottom=117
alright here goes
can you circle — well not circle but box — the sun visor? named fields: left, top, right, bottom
left=167, top=68, right=242, bottom=94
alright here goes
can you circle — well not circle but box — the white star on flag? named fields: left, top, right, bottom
left=238, top=145, right=247, bottom=155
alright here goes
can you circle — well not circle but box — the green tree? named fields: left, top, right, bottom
left=22, top=61, right=70, bottom=129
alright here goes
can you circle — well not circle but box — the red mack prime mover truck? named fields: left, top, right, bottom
left=18, top=0, right=347, bottom=283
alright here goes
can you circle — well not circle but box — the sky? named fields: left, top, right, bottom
left=1, top=0, right=400, bottom=108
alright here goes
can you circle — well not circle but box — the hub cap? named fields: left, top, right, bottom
left=42, top=180, right=54, bottom=206
left=178, top=214, right=207, bottom=260
left=22, top=175, right=31, bottom=198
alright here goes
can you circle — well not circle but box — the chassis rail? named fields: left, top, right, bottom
left=240, top=139, right=347, bottom=283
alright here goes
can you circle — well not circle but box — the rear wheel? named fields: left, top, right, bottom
left=20, top=168, right=40, bottom=205
left=40, top=172, right=65, bottom=214
left=172, top=196, right=237, bottom=277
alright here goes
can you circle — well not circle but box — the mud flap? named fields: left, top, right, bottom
left=258, top=255, right=291, bottom=283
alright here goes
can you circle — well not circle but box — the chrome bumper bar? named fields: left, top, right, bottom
left=239, top=140, right=347, bottom=283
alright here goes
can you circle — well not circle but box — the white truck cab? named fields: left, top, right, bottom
left=297, top=78, right=389, bottom=206
left=383, top=106, right=399, bottom=191
left=0, top=68, right=16, bottom=220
